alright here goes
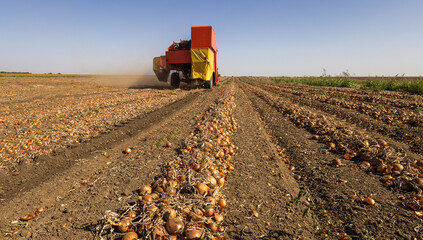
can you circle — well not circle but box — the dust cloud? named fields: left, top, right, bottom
left=93, top=74, right=171, bottom=89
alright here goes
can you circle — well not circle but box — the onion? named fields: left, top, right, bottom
left=377, top=164, right=387, bottom=173
left=414, top=178, right=423, bottom=188
left=118, top=218, right=132, bottom=233
left=392, top=163, right=404, bottom=172
left=218, top=226, right=225, bottom=232
left=128, top=211, right=137, bottom=219
left=124, top=148, right=131, bottom=154
left=197, top=182, right=209, bottom=195
left=204, top=196, right=216, bottom=206
left=166, top=142, right=172, bottom=147
left=192, top=163, right=201, bottom=172
left=362, top=198, right=375, bottom=206
left=155, top=187, right=164, bottom=193
left=20, top=214, right=36, bottom=221
left=166, top=187, right=176, bottom=196
left=166, top=218, right=184, bottom=235
left=148, top=205, right=158, bottom=212
left=170, top=180, right=178, bottom=188
left=140, top=185, right=152, bottom=195
left=218, top=198, right=227, bottom=208
left=214, top=213, right=223, bottom=223
left=207, top=176, right=217, bottom=188
left=164, top=209, right=176, bottom=220
left=185, top=229, right=202, bottom=239
left=217, top=177, right=225, bottom=187
left=141, top=195, right=153, bottom=205
left=204, top=207, right=215, bottom=217
left=189, top=212, right=203, bottom=221
left=207, top=222, right=218, bottom=232
left=121, top=231, right=138, bottom=240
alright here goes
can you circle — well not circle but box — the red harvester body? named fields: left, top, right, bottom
left=153, top=26, right=218, bottom=88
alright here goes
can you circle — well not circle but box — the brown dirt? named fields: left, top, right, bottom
left=0, top=77, right=422, bottom=239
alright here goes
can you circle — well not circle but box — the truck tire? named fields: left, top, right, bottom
left=170, top=72, right=180, bottom=88
left=204, top=74, right=214, bottom=89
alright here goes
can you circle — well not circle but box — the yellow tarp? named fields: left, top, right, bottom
left=191, top=48, right=214, bottom=81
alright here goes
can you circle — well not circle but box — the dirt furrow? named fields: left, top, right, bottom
left=244, top=80, right=423, bottom=156
left=239, top=80, right=423, bottom=239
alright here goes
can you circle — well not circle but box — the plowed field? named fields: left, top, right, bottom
left=0, top=76, right=422, bottom=240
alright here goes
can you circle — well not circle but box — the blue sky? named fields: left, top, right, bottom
left=1, top=0, right=422, bottom=76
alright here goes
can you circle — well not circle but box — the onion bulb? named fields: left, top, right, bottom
left=214, top=213, right=224, bottom=223
left=141, top=195, right=153, bottom=205
left=392, top=163, right=404, bottom=172
left=140, top=185, right=152, bottom=195
left=217, top=177, right=225, bottom=187
left=121, top=231, right=138, bottom=240
left=128, top=211, right=137, bottom=219
left=118, top=218, right=132, bottom=233
left=218, top=198, right=227, bottom=208
left=207, top=176, right=217, bottom=188
left=414, top=177, right=423, bottom=187
left=362, top=198, right=375, bottom=206
left=124, top=148, right=131, bottom=154
left=204, top=207, right=215, bottom=217
left=185, top=229, right=202, bottom=239
left=197, top=182, right=209, bottom=195
left=207, top=222, right=218, bottom=232
left=166, top=218, right=184, bottom=235
left=204, top=196, right=216, bottom=206
left=164, top=209, right=176, bottom=220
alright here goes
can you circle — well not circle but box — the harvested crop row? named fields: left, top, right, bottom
left=242, top=82, right=423, bottom=212
left=98, top=86, right=237, bottom=239
left=245, top=79, right=423, bottom=155
left=267, top=83, right=423, bottom=126
left=0, top=89, right=192, bottom=167
left=286, top=83, right=423, bottom=110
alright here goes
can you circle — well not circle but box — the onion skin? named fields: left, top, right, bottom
left=218, top=198, right=227, bottom=208
left=214, top=213, right=224, bottom=223
left=121, top=231, right=138, bottom=240
left=414, top=178, right=423, bottom=188
left=164, top=209, right=176, bottom=220
left=204, top=196, right=216, bottom=206
left=197, top=182, right=209, bottom=195
left=166, top=218, right=184, bottom=235
left=185, top=229, right=202, bottom=239
left=140, top=185, right=152, bottom=195
left=363, top=198, right=376, bottom=206
left=118, top=218, right=132, bottom=233
left=392, top=163, right=404, bottom=172
left=207, top=222, right=218, bottom=232
left=204, top=207, right=215, bottom=217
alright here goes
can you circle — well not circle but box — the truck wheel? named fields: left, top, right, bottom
left=170, top=72, right=180, bottom=88
left=204, top=74, right=214, bottom=89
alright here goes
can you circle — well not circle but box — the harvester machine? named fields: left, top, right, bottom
left=153, top=25, right=218, bottom=88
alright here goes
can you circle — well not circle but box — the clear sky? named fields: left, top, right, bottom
left=1, top=0, right=422, bottom=76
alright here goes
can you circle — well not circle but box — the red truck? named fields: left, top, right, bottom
left=153, top=26, right=218, bottom=88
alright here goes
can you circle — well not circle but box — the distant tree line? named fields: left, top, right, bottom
left=0, top=71, right=32, bottom=74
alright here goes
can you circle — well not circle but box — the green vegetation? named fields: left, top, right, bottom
left=361, top=78, right=423, bottom=95
left=270, top=76, right=423, bottom=96
left=272, top=77, right=358, bottom=88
